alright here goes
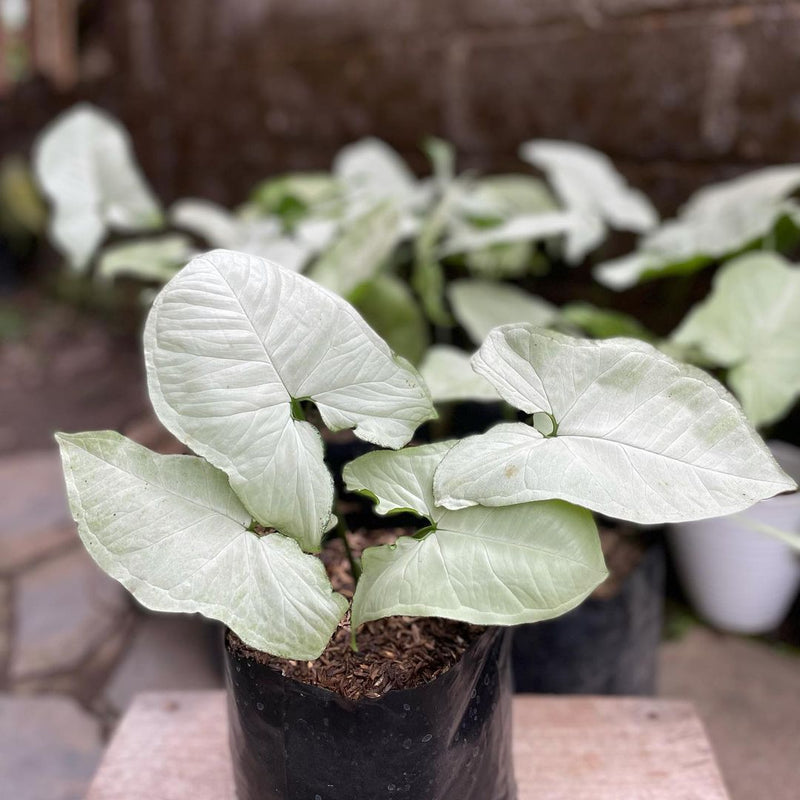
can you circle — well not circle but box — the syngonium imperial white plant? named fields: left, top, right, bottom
left=56, top=249, right=796, bottom=662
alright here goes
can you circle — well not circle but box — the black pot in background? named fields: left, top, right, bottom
left=225, top=628, right=517, bottom=800
left=513, top=541, right=665, bottom=695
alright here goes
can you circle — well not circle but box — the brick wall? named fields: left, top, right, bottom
left=3, top=0, right=800, bottom=212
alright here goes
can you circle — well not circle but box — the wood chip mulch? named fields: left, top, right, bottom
left=229, top=527, right=485, bottom=701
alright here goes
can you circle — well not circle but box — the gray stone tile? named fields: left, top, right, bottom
left=0, top=694, right=102, bottom=800
left=11, top=548, right=129, bottom=681
left=0, top=450, right=76, bottom=575
left=105, top=613, right=222, bottom=714
left=659, top=627, right=800, bottom=800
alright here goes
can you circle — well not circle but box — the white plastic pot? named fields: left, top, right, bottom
left=669, top=441, right=800, bottom=634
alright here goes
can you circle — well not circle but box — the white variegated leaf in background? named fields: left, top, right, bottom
left=306, top=202, right=401, bottom=296
left=145, top=250, right=435, bottom=549
left=333, top=138, right=430, bottom=233
left=171, top=199, right=311, bottom=272
left=96, top=234, right=193, bottom=283
left=434, top=326, right=796, bottom=523
left=521, top=140, right=657, bottom=264
left=419, top=345, right=500, bottom=404
left=671, top=252, right=800, bottom=428
left=57, top=431, right=347, bottom=660
left=33, top=103, right=162, bottom=270
left=448, top=279, right=558, bottom=346
left=595, top=165, right=800, bottom=290
left=344, top=443, right=606, bottom=628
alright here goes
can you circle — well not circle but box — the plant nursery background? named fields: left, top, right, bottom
left=1, top=2, right=799, bottom=800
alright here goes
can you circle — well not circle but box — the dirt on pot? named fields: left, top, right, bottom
left=227, top=528, right=485, bottom=702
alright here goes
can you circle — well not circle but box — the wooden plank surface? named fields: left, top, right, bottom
left=86, top=691, right=731, bottom=800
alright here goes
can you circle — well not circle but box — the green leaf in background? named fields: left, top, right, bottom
left=351, top=274, right=430, bottom=365
left=144, top=250, right=435, bottom=550
left=448, top=279, right=558, bottom=346
left=423, top=137, right=455, bottom=188
left=344, top=443, right=606, bottom=629
left=560, top=302, right=654, bottom=341
left=249, top=172, right=340, bottom=227
left=96, top=234, right=193, bottom=283
left=418, top=345, right=500, bottom=404
left=0, top=155, right=46, bottom=237
left=171, top=199, right=312, bottom=272
left=33, top=103, right=162, bottom=270
left=56, top=431, right=347, bottom=660
left=520, top=139, right=658, bottom=265
left=434, top=326, right=796, bottom=523
left=412, top=191, right=455, bottom=326
left=671, top=252, right=800, bottom=428
left=306, top=202, right=401, bottom=296
left=595, top=166, right=800, bottom=290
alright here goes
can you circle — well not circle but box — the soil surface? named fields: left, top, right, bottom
left=228, top=528, right=485, bottom=701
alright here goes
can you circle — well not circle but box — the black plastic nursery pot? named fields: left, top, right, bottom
left=512, top=539, right=665, bottom=695
left=224, top=627, right=517, bottom=800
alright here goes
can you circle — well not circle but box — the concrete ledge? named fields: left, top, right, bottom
left=86, top=691, right=730, bottom=799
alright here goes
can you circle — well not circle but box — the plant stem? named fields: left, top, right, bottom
left=336, top=518, right=361, bottom=584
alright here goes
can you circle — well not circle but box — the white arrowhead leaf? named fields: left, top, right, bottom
left=419, top=345, right=500, bottom=404
left=344, top=443, right=606, bottom=628
left=448, top=279, right=558, bottom=346
left=33, top=103, right=162, bottom=270
left=56, top=431, right=347, bottom=660
left=97, top=234, right=193, bottom=283
left=434, top=326, right=796, bottom=523
left=306, top=202, right=401, bottom=296
left=595, top=166, right=800, bottom=290
left=521, top=140, right=657, bottom=264
left=144, top=249, right=435, bottom=549
left=672, top=252, right=800, bottom=428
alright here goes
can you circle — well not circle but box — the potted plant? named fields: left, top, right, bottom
left=55, top=247, right=794, bottom=798
left=665, top=251, right=800, bottom=633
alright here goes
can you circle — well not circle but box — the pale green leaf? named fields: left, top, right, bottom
left=96, top=235, right=193, bottom=283
left=351, top=274, right=430, bottom=365
left=56, top=431, right=347, bottom=660
left=458, top=174, right=557, bottom=223
left=595, top=166, right=800, bottom=290
left=144, top=249, right=435, bottom=549
left=440, top=212, right=575, bottom=257
left=344, top=444, right=606, bottom=628
left=33, top=104, right=162, bottom=270
left=448, top=279, right=558, bottom=346
left=521, top=140, right=657, bottom=264
left=412, top=190, right=455, bottom=326
left=418, top=345, right=500, bottom=404
left=560, top=302, right=653, bottom=341
left=306, top=202, right=401, bottom=296
left=672, top=252, right=800, bottom=428
left=434, top=326, right=796, bottom=523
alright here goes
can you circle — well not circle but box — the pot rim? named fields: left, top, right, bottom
left=224, top=624, right=504, bottom=706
